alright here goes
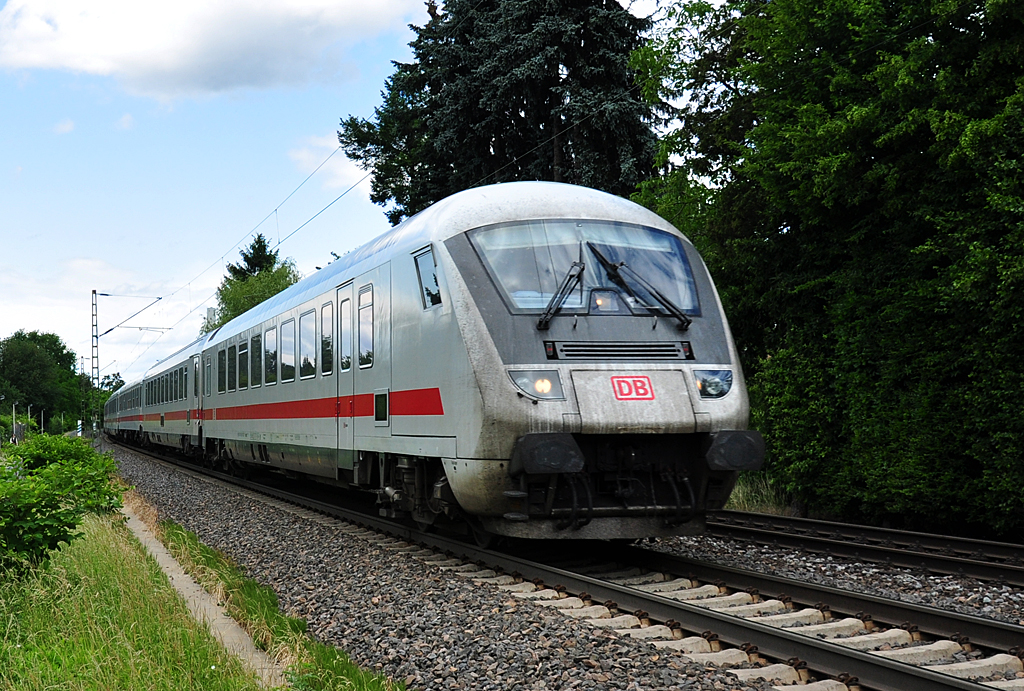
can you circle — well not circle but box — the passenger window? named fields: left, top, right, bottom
left=321, top=303, right=333, bottom=375
left=238, top=342, right=249, bottom=390
left=358, top=286, right=373, bottom=368
left=218, top=350, right=227, bottom=393
left=340, top=299, right=352, bottom=372
left=250, top=334, right=262, bottom=387
left=299, top=311, right=316, bottom=379
left=265, top=327, right=278, bottom=385
left=228, top=345, right=237, bottom=392
left=415, top=249, right=442, bottom=308
left=194, top=359, right=199, bottom=398
left=205, top=358, right=212, bottom=397
left=281, top=320, right=296, bottom=382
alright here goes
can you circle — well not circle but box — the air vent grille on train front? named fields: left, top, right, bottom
left=548, top=341, right=694, bottom=360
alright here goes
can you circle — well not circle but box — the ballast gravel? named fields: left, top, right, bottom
left=112, top=445, right=774, bottom=691
left=647, top=533, right=1024, bottom=627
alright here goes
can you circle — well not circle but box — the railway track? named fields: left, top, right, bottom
left=706, top=511, right=1024, bottom=587
left=113, top=438, right=1024, bottom=691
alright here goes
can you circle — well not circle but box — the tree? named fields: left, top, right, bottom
left=99, top=373, right=124, bottom=392
left=340, top=0, right=658, bottom=225
left=201, top=236, right=301, bottom=333
left=637, top=0, right=1024, bottom=535
left=226, top=233, right=279, bottom=281
left=0, top=331, right=83, bottom=418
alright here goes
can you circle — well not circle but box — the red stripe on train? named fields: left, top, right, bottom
left=390, top=387, right=444, bottom=416
left=209, top=387, right=443, bottom=421
left=112, top=388, right=443, bottom=423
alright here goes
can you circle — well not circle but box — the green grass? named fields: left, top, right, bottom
left=724, top=471, right=790, bottom=515
left=157, top=521, right=401, bottom=691
left=0, top=514, right=263, bottom=691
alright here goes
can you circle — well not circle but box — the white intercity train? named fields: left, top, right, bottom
left=105, top=182, right=763, bottom=541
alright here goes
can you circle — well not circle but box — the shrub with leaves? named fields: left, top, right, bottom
left=1, top=436, right=123, bottom=567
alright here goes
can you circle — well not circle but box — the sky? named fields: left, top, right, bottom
left=0, top=0, right=657, bottom=388
left=0, top=0, right=434, bottom=385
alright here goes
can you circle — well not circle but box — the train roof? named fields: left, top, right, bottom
left=149, top=182, right=681, bottom=369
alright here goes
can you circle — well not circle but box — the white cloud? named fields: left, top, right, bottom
left=289, top=134, right=372, bottom=193
left=116, top=113, right=134, bottom=129
left=0, top=0, right=423, bottom=98
left=53, top=117, right=74, bottom=133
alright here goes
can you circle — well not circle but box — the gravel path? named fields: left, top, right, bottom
left=648, top=534, right=1024, bottom=627
left=111, top=443, right=774, bottom=691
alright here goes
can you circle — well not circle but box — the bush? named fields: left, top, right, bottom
left=1, top=436, right=122, bottom=568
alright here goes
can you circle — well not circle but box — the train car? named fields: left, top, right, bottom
left=105, top=181, right=763, bottom=541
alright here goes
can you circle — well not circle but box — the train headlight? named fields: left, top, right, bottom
left=509, top=370, right=565, bottom=400
left=695, top=370, right=733, bottom=398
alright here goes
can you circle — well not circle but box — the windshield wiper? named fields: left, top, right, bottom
left=586, top=242, right=692, bottom=330
left=537, top=258, right=585, bottom=331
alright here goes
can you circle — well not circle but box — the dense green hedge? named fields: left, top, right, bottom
left=635, top=0, right=1024, bottom=537
left=1, top=436, right=122, bottom=568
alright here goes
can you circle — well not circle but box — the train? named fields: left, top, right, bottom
left=104, top=181, right=763, bottom=542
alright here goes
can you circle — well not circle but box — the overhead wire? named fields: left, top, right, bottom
left=114, top=3, right=493, bottom=371
left=117, top=144, right=346, bottom=375
left=118, top=0, right=974, bottom=376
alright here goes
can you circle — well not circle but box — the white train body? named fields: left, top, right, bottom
left=105, top=182, right=763, bottom=540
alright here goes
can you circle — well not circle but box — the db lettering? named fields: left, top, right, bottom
left=611, top=376, right=655, bottom=401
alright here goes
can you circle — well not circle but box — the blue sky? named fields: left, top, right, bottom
left=0, top=0, right=429, bottom=384
left=0, top=0, right=656, bottom=386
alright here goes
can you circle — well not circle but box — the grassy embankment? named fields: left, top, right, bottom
left=127, top=491, right=402, bottom=691
left=0, top=512, right=262, bottom=691
left=1, top=432, right=400, bottom=691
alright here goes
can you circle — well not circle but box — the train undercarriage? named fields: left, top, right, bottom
left=110, top=426, right=761, bottom=544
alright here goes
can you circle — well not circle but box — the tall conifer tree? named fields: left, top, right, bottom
left=341, top=0, right=656, bottom=225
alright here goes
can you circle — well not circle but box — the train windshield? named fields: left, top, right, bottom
left=469, top=220, right=700, bottom=315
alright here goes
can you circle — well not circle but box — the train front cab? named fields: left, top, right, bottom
left=434, top=211, right=765, bottom=540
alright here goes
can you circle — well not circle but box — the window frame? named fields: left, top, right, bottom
left=299, top=310, right=317, bottom=380
left=358, top=285, right=373, bottom=369
left=340, top=298, right=352, bottom=373
left=414, top=247, right=443, bottom=309
left=321, top=302, right=333, bottom=376
left=238, top=341, right=249, bottom=390
left=250, top=334, right=262, bottom=388
left=264, top=327, right=278, bottom=385
left=280, top=319, right=296, bottom=383
left=227, top=344, right=237, bottom=392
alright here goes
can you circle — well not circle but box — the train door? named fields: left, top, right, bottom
left=191, top=354, right=202, bottom=447
left=354, top=263, right=392, bottom=441
left=337, top=283, right=355, bottom=470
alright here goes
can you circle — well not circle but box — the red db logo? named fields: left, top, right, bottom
left=611, top=376, right=655, bottom=401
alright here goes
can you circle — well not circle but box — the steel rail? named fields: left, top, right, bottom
left=611, top=545, right=1024, bottom=653
left=236, top=480, right=993, bottom=690
left=117, top=440, right=1011, bottom=691
left=707, top=511, right=1024, bottom=587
